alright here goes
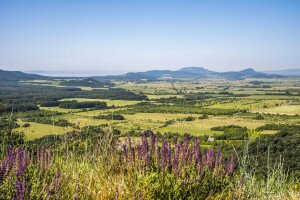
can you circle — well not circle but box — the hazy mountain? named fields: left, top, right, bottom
left=0, top=67, right=284, bottom=83
left=264, top=69, right=300, bottom=76
left=178, top=67, right=216, bottom=76
left=0, top=69, right=47, bottom=82
left=120, top=67, right=278, bottom=80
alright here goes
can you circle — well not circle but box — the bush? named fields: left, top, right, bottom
left=212, top=125, right=248, bottom=140
left=184, top=116, right=195, bottom=121
left=198, top=114, right=209, bottom=119
left=94, top=114, right=125, bottom=120
left=22, top=123, right=30, bottom=127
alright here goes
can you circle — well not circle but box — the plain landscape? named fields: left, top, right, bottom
left=1, top=67, right=300, bottom=199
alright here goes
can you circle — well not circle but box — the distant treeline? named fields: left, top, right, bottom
left=59, top=101, right=107, bottom=109
left=59, top=78, right=115, bottom=88
left=0, top=83, right=147, bottom=112
left=117, top=102, right=246, bottom=115
left=19, top=110, right=74, bottom=127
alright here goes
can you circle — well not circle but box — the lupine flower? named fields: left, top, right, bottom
left=206, top=148, right=215, bottom=170
left=157, top=146, right=161, bottom=170
left=122, top=144, right=128, bottom=163
left=194, top=139, right=201, bottom=167
left=173, top=145, right=180, bottom=176
left=227, top=154, right=235, bottom=175
left=161, top=139, right=168, bottom=170
left=15, top=173, right=27, bottom=200
left=173, top=137, right=178, bottom=147
left=14, top=147, right=30, bottom=200
left=167, top=144, right=172, bottom=169
left=137, top=144, right=142, bottom=161
left=215, top=144, right=222, bottom=170
left=130, top=147, right=135, bottom=163
left=141, top=136, right=149, bottom=157
left=150, top=133, right=156, bottom=154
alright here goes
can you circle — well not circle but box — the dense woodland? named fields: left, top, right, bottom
left=0, top=82, right=147, bottom=112
left=59, top=78, right=115, bottom=88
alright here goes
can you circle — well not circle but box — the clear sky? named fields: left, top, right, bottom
left=0, top=0, right=299, bottom=73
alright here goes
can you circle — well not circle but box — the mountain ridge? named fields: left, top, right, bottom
left=0, top=67, right=286, bottom=82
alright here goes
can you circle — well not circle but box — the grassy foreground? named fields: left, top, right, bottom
left=0, top=130, right=299, bottom=200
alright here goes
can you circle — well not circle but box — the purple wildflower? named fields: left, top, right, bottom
left=227, top=154, right=235, bottom=175
left=161, top=139, right=168, bottom=170
left=122, top=144, right=128, bottom=163
left=137, top=144, right=142, bottom=161
left=173, top=144, right=180, bottom=175
left=157, top=146, right=161, bottom=170
left=215, top=144, right=222, bottom=171
left=206, top=148, right=215, bottom=170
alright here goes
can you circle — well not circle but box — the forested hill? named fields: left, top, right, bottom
left=0, top=69, right=48, bottom=82
left=94, top=67, right=283, bottom=81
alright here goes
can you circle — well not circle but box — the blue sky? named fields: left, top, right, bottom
left=0, top=0, right=299, bottom=73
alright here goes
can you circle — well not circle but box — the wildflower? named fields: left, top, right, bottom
left=215, top=144, right=222, bottom=171
left=137, top=144, right=142, bottom=161
left=206, top=148, right=214, bottom=170
left=122, top=144, right=128, bottom=163
left=157, top=146, right=161, bottom=170
left=226, top=153, right=235, bottom=175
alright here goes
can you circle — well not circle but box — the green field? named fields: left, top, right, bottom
left=254, top=104, right=300, bottom=115
left=15, top=120, right=72, bottom=140
left=14, top=77, right=300, bottom=139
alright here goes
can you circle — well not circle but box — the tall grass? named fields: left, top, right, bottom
left=0, top=130, right=299, bottom=199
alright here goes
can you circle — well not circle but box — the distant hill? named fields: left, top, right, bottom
left=0, top=69, right=48, bottom=82
left=114, top=67, right=281, bottom=80
left=264, top=69, right=300, bottom=76
left=0, top=67, right=285, bottom=83
left=178, top=67, right=216, bottom=76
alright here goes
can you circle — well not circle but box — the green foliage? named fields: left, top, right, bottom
left=118, top=103, right=246, bottom=115
left=137, top=172, right=230, bottom=199
left=0, top=130, right=25, bottom=150
left=249, top=128, right=300, bottom=177
left=0, top=83, right=147, bottom=113
left=256, top=123, right=300, bottom=132
left=20, top=110, right=74, bottom=127
left=212, top=125, right=249, bottom=140
left=0, top=116, right=20, bottom=130
left=59, top=101, right=107, bottom=109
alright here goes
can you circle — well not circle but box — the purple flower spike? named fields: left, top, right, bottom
left=157, top=146, right=161, bottom=170
left=137, top=144, right=142, bottom=161
left=215, top=144, right=222, bottom=170
left=122, top=144, right=128, bottom=163
left=206, top=148, right=214, bottom=170
left=227, top=154, right=235, bottom=175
